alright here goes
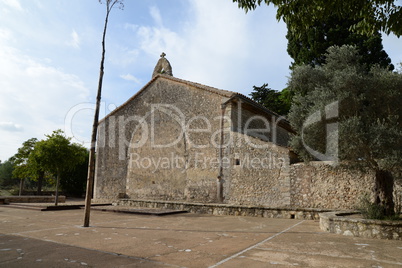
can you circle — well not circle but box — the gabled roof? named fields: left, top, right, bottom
left=100, top=74, right=293, bottom=133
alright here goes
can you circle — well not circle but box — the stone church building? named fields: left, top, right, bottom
left=94, top=54, right=401, bottom=210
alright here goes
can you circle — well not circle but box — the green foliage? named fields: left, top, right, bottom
left=232, top=0, right=402, bottom=37
left=29, top=130, right=88, bottom=203
left=288, top=45, right=402, bottom=215
left=358, top=193, right=386, bottom=220
left=31, top=130, right=87, bottom=176
left=358, top=193, right=401, bottom=220
left=249, top=83, right=291, bottom=115
left=9, top=130, right=88, bottom=198
left=60, top=147, right=89, bottom=197
left=286, top=15, right=394, bottom=70
left=288, top=45, right=402, bottom=169
left=0, top=159, right=16, bottom=188
left=12, top=138, right=39, bottom=180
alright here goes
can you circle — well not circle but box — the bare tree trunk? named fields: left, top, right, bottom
left=83, top=2, right=112, bottom=228
left=374, top=169, right=395, bottom=216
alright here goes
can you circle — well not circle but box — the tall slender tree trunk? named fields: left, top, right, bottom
left=373, top=169, right=395, bottom=216
left=83, top=3, right=112, bottom=228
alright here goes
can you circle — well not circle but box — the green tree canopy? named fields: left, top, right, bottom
left=12, top=138, right=38, bottom=178
left=288, top=45, right=402, bottom=216
left=249, top=83, right=291, bottom=115
left=30, top=130, right=87, bottom=204
left=232, top=0, right=402, bottom=37
left=60, top=147, right=89, bottom=197
left=0, top=158, right=15, bottom=188
left=286, top=15, right=394, bottom=70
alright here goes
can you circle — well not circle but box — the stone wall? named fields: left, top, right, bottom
left=94, top=75, right=402, bottom=211
left=320, top=211, right=401, bottom=240
left=95, top=75, right=293, bottom=204
left=95, top=75, right=236, bottom=202
left=117, top=199, right=329, bottom=220
left=225, top=132, right=291, bottom=207
left=124, top=77, right=227, bottom=202
left=290, top=162, right=402, bottom=210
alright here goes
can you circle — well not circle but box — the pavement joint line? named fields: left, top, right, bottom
left=208, top=220, right=305, bottom=268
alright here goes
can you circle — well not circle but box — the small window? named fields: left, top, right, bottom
left=235, top=159, right=240, bottom=165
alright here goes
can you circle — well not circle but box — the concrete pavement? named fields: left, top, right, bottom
left=0, top=205, right=401, bottom=267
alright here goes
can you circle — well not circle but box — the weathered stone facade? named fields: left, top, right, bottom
left=94, top=73, right=293, bottom=206
left=95, top=67, right=402, bottom=211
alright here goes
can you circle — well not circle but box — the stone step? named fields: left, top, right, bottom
left=91, top=206, right=188, bottom=216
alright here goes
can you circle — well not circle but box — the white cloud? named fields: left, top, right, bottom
left=0, top=28, right=13, bottom=42
left=68, top=29, right=80, bottom=49
left=1, top=0, right=23, bottom=11
left=149, top=6, right=163, bottom=27
left=109, top=47, right=140, bottom=67
left=133, top=0, right=290, bottom=94
left=135, top=6, right=185, bottom=59
left=120, top=73, right=141, bottom=84
left=0, top=44, right=90, bottom=160
left=124, top=23, right=139, bottom=32
left=0, top=122, right=23, bottom=132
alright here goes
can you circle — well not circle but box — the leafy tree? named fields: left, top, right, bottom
left=286, top=15, right=394, bottom=70
left=84, top=0, right=124, bottom=227
left=232, top=0, right=402, bottom=37
left=60, top=148, right=89, bottom=197
left=11, top=138, right=47, bottom=195
left=31, top=130, right=87, bottom=205
left=288, top=45, right=402, bottom=216
left=0, top=158, right=15, bottom=188
left=249, top=83, right=291, bottom=115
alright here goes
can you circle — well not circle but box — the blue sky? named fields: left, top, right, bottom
left=0, top=0, right=401, bottom=161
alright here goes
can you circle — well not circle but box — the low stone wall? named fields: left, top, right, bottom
left=116, top=199, right=331, bottom=220
left=290, top=162, right=375, bottom=209
left=0, top=196, right=66, bottom=203
left=319, top=211, right=401, bottom=240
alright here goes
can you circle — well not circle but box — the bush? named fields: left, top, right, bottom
left=358, top=194, right=402, bottom=220
left=358, top=194, right=386, bottom=220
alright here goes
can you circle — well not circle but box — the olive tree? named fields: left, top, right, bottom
left=288, top=45, right=402, bottom=216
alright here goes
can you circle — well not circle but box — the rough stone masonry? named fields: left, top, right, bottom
left=94, top=54, right=402, bottom=211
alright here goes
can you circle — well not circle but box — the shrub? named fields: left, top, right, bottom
left=358, top=194, right=386, bottom=220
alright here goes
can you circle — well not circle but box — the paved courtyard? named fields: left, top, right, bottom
left=0, top=205, right=401, bottom=267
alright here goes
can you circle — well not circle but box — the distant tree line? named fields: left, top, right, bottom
left=0, top=130, right=88, bottom=200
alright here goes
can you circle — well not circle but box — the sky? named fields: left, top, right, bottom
left=0, top=0, right=401, bottom=162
